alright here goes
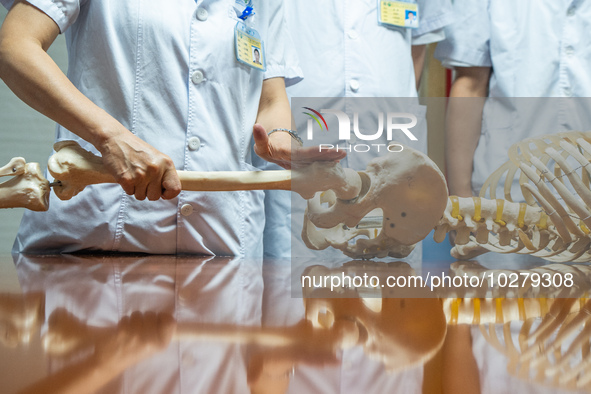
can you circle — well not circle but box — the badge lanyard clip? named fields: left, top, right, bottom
left=233, top=1, right=266, bottom=71
left=238, top=6, right=255, bottom=21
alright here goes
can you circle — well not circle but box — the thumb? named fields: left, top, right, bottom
left=252, top=124, right=270, bottom=155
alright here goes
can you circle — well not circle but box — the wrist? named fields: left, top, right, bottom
left=267, top=128, right=303, bottom=146
left=88, top=122, right=130, bottom=154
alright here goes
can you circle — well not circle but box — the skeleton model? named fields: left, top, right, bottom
left=435, top=131, right=591, bottom=262
left=4, top=131, right=591, bottom=261
left=303, top=131, right=591, bottom=262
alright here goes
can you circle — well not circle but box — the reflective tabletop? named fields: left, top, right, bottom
left=1, top=254, right=590, bottom=394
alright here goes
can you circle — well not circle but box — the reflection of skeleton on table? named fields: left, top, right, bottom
left=302, top=260, right=591, bottom=392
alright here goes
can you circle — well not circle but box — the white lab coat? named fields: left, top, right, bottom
left=435, top=0, right=591, bottom=195
left=260, top=0, right=454, bottom=260
left=4, top=0, right=302, bottom=256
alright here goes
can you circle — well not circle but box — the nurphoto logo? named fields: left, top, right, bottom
left=302, top=108, right=418, bottom=153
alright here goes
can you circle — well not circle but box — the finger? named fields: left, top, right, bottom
left=292, top=146, right=346, bottom=165
left=134, top=181, right=149, bottom=201
left=134, top=190, right=147, bottom=201
left=128, top=311, right=144, bottom=336
left=161, top=169, right=181, bottom=200
left=118, top=174, right=136, bottom=196
left=146, top=178, right=164, bottom=201
left=157, top=313, right=176, bottom=346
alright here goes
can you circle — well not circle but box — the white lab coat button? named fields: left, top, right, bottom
left=188, top=136, right=201, bottom=151
left=349, top=80, right=360, bottom=92
left=567, top=6, right=576, bottom=16
left=347, top=30, right=359, bottom=40
left=196, top=8, right=208, bottom=21
left=563, top=87, right=572, bottom=97
left=565, top=46, right=575, bottom=56
left=191, top=70, right=204, bottom=85
left=180, top=204, right=194, bottom=216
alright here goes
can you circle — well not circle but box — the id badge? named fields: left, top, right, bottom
left=234, top=21, right=266, bottom=71
left=378, top=0, right=420, bottom=29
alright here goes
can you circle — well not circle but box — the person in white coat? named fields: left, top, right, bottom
left=261, top=0, right=454, bottom=261
left=435, top=0, right=591, bottom=199
left=0, top=0, right=340, bottom=256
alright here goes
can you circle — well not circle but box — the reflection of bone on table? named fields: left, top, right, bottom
left=444, top=297, right=591, bottom=390
left=445, top=294, right=591, bottom=391
left=0, top=157, right=49, bottom=211
left=43, top=312, right=354, bottom=358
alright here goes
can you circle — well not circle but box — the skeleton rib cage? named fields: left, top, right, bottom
left=435, top=131, right=591, bottom=262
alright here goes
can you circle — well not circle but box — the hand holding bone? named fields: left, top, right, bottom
left=252, top=123, right=346, bottom=169
left=48, top=140, right=364, bottom=201
left=95, top=132, right=181, bottom=201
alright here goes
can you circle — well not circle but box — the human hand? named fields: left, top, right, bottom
left=0, top=292, right=44, bottom=348
left=252, top=124, right=346, bottom=169
left=94, top=311, right=176, bottom=372
left=98, top=131, right=181, bottom=200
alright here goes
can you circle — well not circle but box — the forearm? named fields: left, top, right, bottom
left=445, top=67, right=490, bottom=197
left=255, top=77, right=292, bottom=131
left=412, top=44, right=427, bottom=90
left=445, top=99, right=482, bottom=197
left=0, top=1, right=181, bottom=200
left=19, top=354, right=125, bottom=394
left=441, top=325, right=480, bottom=394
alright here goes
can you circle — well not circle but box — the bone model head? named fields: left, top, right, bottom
left=301, top=145, right=449, bottom=259
left=48, top=140, right=115, bottom=201
left=0, top=157, right=49, bottom=211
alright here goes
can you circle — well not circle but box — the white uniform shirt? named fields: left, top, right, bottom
left=286, top=0, right=453, bottom=100
left=4, top=0, right=301, bottom=256
left=435, top=0, right=591, bottom=195
left=261, top=0, right=453, bottom=259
